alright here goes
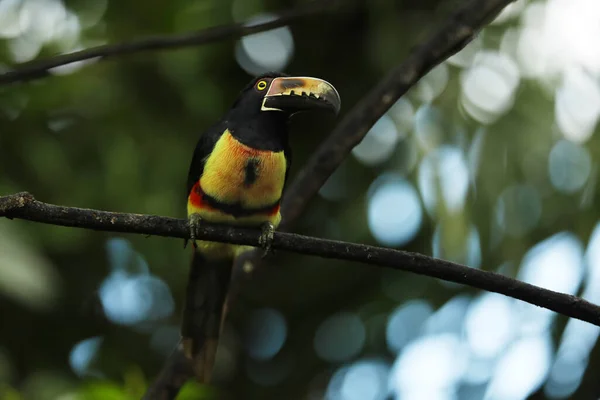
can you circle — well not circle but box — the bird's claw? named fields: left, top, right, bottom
left=258, top=222, right=275, bottom=258
left=185, top=213, right=203, bottom=249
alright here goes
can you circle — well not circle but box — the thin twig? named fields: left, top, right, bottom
left=1, top=192, right=599, bottom=328
left=0, top=1, right=338, bottom=85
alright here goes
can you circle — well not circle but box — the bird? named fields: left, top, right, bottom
left=182, top=72, right=340, bottom=383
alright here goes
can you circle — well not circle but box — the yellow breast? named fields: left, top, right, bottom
left=200, top=130, right=286, bottom=208
left=187, top=130, right=287, bottom=259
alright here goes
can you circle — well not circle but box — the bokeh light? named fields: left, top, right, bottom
left=424, top=295, right=470, bottom=336
left=388, top=98, right=415, bottom=135
left=548, top=139, right=592, bottom=193
left=386, top=300, right=433, bottom=353
left=414, top=105, right=444, bottom=151
left=519, top=232, right=584, bottom=296
left=99, top=238, right=174, bottom=326
left=447, top=35, right=482, bottom=68
left=545, top=349, right=587, bottom=399
left=491, top=0, right=527, bottom=25
left=0, top=0, right=25, bottom=38
left=105, top=238, right=142, bottom=273
left=243, top=308, right=287, bottom=361
left=418, top=146, right=469, bottom=214
left=432, top=223, right=481, bottom=268
left=235, top=13, right=294, bottom=75
left=495, top=184, right=542, bottom=237
left=99, top=272, right=175, bottom=326
left=326, top=360, right=390, bottom=400
left=418, top=145, right=470, bottom=215
left=367, top=174, right=422, bottom=247
left=0, top=225, right=60, bottom=310
left=314, top=312, right=366, bottom=363
left=585, top=222, right=600, bottom=299
left=516, top=232, right=584, bottom=334
left=465, top=293, right=514, bottom=359
left=485, top=334, right=553, bottom=400
left=69, top=337, right=102, bottom=378
left=352, top=115, right=399, bottom=166
left=415, top=64, right=449, bottom=104
left=516, top=0, right=600, bottom=79
left=389, top=334, right=467, bottom=398
left=467, top=127, right=486, bottom=190
left=460, top=51, right=520, bottom=124
left=543, top=223, right=600, bottom=397
left=0, top=0, right=88, bottom=66
left=555, top=67, right=600, bottom=143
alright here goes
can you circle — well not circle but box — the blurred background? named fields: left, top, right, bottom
left=1, top=0, right=600, bottom=399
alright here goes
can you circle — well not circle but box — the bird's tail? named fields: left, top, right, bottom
left=181, top=251, right=233, bottom=383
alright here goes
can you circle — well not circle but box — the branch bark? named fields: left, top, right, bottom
left=0, top=0, right=338, bottom=85
left=2, top=191, right=599, bottom=328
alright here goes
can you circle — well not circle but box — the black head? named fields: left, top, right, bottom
left=229, top=72, right=341, bottom=120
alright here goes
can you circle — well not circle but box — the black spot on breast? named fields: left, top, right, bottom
left=244, top=158, right=260, bottom=187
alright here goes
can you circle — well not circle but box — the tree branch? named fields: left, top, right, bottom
left=279, top=0, right=511, bottom=227
left=0, top=1, right=338, bottom=85
left=2, top=192, right=599, bottom=328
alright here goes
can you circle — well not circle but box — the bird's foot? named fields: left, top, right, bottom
left=185, top=213, right=203, bottom=249
left=258, top=222, right=275, bottom=258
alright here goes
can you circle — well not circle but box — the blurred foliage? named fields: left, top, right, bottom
left=2, top=0, right=600, bottom=399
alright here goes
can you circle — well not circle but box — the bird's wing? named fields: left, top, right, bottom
left=186, top=121, right=227, bottom=197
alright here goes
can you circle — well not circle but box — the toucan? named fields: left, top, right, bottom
left=183, top=72, right=340, bottom=382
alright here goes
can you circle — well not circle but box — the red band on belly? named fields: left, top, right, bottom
left=188, top=181, right=280, bottom=217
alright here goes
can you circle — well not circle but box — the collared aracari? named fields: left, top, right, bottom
left=183, top=72, right=340, bottom=382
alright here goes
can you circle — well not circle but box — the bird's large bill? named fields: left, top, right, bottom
left=261, top=76, right=341, bottom=114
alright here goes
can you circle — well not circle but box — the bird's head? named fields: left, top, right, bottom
left=230, top=72, right=341, bottom=118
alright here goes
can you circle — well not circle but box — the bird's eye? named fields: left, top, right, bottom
left=256, top=80, right=268, bottom=91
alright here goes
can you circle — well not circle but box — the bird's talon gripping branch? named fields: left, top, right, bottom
left=258, top=222, right=276, bottom=258
left=185, top=213, right=203, bottom=248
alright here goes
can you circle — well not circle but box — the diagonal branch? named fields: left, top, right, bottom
left=2, top=191, right=599, bottom=328
left=0, top=0, right=338, bottom=85
left=279, top=0, right=513, bottom=228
